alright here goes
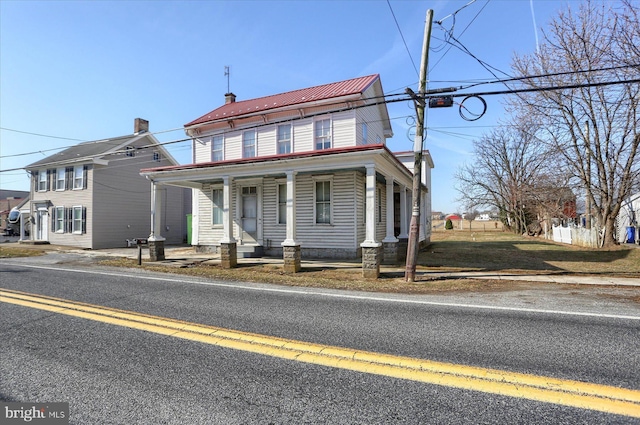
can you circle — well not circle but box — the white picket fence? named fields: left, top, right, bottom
left=552, top=225, right=598, bottom=247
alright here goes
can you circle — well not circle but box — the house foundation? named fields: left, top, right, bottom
left=149, top=240, right=165, bottom=261
left=397, top=237, right=408, bottom=263
left=220, top=242, right=237, bottom=268
left=382, top=241, right=399, bottom=265
left=362, top=245, right=382, bottom=279
left=282, top=245, right=301, bottom=273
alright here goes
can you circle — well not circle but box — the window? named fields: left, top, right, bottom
left=377, top=188, right=382, bottom=223
left=53, top=206, right=65, bottom=233
left=278, top=184, right=287, bottom=225
left=362, top=123, right=368, bottom=144
left=243, top=131, right=256, bottom=158
left=56, top=168, right=66, bottom=191
left=211, top=188, right=223, bottom=225
left=211, top=135, right=224, bottom=161
left=126, top=146, right=136, bottom=157
left=153, top=151, right=161, bottom=162
left=277, top=124, right=291, bottom=154
left=72, top=206, right=85, bottom=234
left=37, top=170, right=48, bottom=192
left=73, top=165, right=84, bottom=189
left=315, top=180, right=331, bottom=224
left=315, top=119, right=331, bottom=150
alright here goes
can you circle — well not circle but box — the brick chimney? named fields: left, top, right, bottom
left=134, top=118, right=149, bottom=134
left=224, top=93, right=236, bottom=104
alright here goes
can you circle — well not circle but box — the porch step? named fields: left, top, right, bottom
left=237, top=245, right=264, bottom=258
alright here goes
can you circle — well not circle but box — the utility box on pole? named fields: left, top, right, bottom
left=405, top=9, right=434, bottom=282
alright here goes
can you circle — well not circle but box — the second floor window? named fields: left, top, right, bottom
left=37, top=170, right=48, bottom=192
left=315, top=119, right=331, bottom=150
left=73, top=166, right=84, bottom=189
left=243, top=131, right=256, bottom=158
left=277, top=124, right=291, bottom=154
left=211, top=135, right=224, bottom=161
left=56, top=168, right=66, bottom=191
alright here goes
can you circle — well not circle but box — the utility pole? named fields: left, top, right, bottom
left=405, top=9, right=433, bottom=282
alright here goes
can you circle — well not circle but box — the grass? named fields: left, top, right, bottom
left=0, top=246, right=47, bottom=258
left=424, top=231, right=640, bottom=277
left=2, top=231, right=638, bottom=294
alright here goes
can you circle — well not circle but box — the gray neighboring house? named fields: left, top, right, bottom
left=22, top=119, right=190, bottom=249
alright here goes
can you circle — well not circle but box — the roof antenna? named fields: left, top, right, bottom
left=224, top=66, right=230, bottom=93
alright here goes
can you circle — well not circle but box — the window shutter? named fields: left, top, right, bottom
left=82, top=207, right=87, bottom=234
left=33, top=171, right=39, bottom=192
left=51, top=207, right=55, bottom=230
left=66, top=208, right=72, bottom=233
left=66, top=167, right=73, bottom=190
left=48, top=169, right=54, bottom=191
left=83, top=166, right=88, bottom=189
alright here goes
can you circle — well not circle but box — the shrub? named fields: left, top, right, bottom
left=445, top=218, right=454, bottom=230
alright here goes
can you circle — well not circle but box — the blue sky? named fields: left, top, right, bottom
left=1, top=0, right=580, bottom=213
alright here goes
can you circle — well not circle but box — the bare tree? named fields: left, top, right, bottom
left=455, top=123, right=554, bottom=234
left=510, top=0, right=640, bottom=246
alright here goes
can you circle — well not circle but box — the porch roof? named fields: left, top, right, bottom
left=140, top=144, right=421, bottom=190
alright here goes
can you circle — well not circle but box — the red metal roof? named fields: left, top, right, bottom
left=185, top=74, right=380, bottom=127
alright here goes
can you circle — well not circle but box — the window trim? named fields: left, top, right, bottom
left=211, top=186, right=224, bottom=227
left=314, top=117, right=332, bottom=150
left=313, top=176, right=333, bottom=225
left=211, top=135, right=224, bottom=161
left=277, top=182, right=287, bottom=225
left=242, top=130, right=256, bottom=158
left=37, top=170, right=48, bottom=192
left=73, top=165, right=84, bottom=190
left=53, top=206, right=65, bottom=233
left=277, top=124, right=292, bottom=154
left=71, top=205, right=84, bottom=234
left=56, top=168, right=66, bottom=191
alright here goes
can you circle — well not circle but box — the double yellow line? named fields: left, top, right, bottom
left=2, top=288, right=639, bottom=418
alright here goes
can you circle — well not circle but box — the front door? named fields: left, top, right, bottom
left=241, top=186, right=258, bottom=243
left=37, top=209, right=49, bottom=241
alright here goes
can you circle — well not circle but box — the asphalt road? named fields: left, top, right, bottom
left=1, top=255, right=639, bottom=424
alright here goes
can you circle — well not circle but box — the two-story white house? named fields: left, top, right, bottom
left=23, top=119, right=191, bottom=250
left=141, top=75, right=433, bottom=277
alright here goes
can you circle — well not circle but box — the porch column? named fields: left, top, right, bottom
left=382, top=176, right=399, bottom=265
left=361, top=164, right=382, bottom=278
left=148, top=181, right=165, bottom=261
left=281, top=170, right=300, bottom=272
left=397, top=185, right=408, bottom=262
left=220, top=176, right=237, bottom=268
left=19, top=210, right=26, bottom=242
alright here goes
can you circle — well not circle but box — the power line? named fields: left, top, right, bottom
left=2, top=74, right=637, bottom=172
left=386, top=0, right=419, bottom=76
